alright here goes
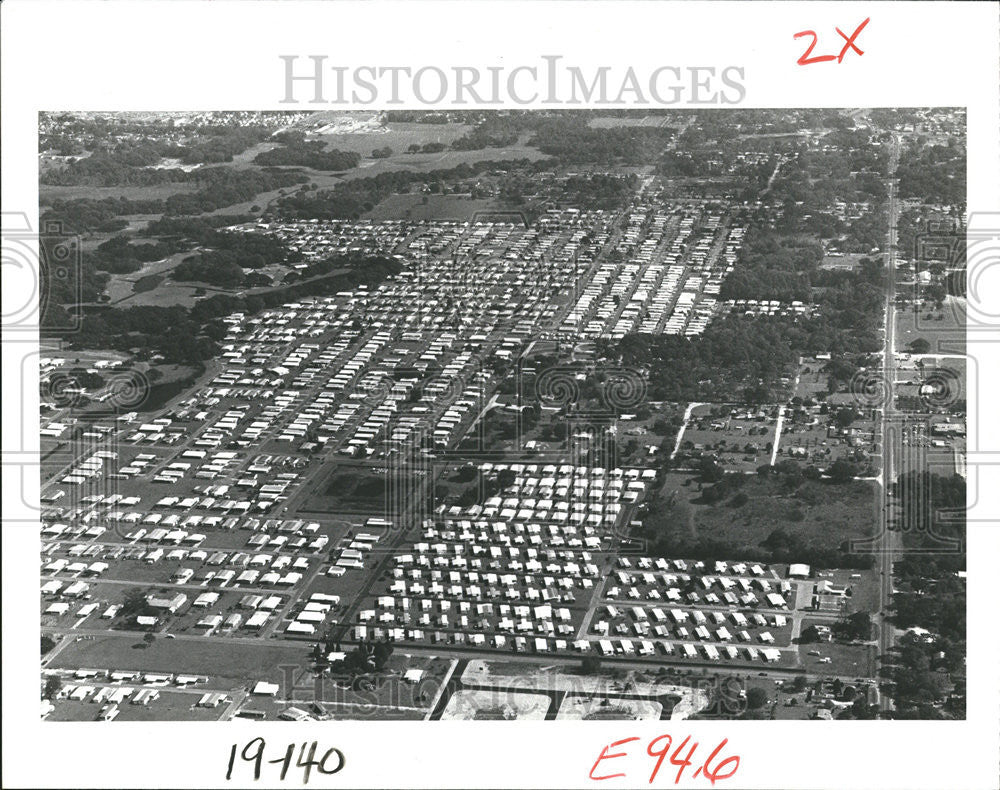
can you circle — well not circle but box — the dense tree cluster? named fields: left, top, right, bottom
left=41, top=151, right=186, bottom=187
left=89, top=235, right=181, bottom=274
left=607, top=315, right=800, bottom=403
left=272, top=160, right=531, bottom=219
left=883, top=471, right=966, bottom=718
left=642, top=524, right=874, bottom=573
left=41, top=125, right=276, bottom=187
left=42, top=169, right=305, bottom=235
left=169, top=230, right=301, bottom=286
left=161, top=167, right=306, bottom=215
left=42, top=196, right=161, bottom=234
left=255, top=133, right=361, bottom=170
left=176, top=127, right=274, bottom=165
left=530, top=120, right=675, bottom=165
left=54, top=256, right=401, bottom=364
left=897, top=141, right=966, bottom=206
left=171, top=256, right=246, bottom=287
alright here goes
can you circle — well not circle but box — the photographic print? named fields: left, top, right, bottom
left=4, top=2, right=998, bottom=788
left=35, top=107, right=966, bottom=724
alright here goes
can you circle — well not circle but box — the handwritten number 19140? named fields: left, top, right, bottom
left=226, top=738, right=345, bottom=784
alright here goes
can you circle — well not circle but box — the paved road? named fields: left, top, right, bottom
left=875, top=134, right=904, bottom=715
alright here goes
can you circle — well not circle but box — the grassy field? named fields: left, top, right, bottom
left=896, top=295, right=966, bottom=355
left=364, top=194, right=505, bottom=222
left=796, top=627, right=876, bottom=678
left=301, top=465, right=430, bottom=515
left=290, top=144, right=548, bottom=190
left=103, top=251, right=197, bottom=304
left=313, top=121, right=475, bottom=153
left=39, top=182, right=199, bottom=207
left=657, top=475, right=878, bottom=554
left=588, top=115, right=677, bottom=128
left=50, top=633, right=312, bottom=688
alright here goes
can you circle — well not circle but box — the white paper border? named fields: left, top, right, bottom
left=3, top=2, right=999, bottom=788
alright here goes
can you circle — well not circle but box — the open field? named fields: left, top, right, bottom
left=103, top=252, right=193, bottom=304
left=896, top=295, right=966, bottom=355
left=796, top=630, right=876, bottom=678
left=275, top=145, right=549, bottom=192
left=588, top=115, right=677, bottom=129
left=301, top=464, right=430, bottom=515
left=655, top=475, right=878, bottom=555
left=39, top=182, right=200, bottom=206
left=312, top=121, right=476, bottom=153
left=364, top=194, right=506, bottom=222
left=49, top=633, right=311, bottom=688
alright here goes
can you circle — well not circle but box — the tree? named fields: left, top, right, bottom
left=496, top=468, right=517, bottom=490
left=909, top=338, right=931, bottom=354
left=799, top=625, right=820, bottom=643
left=143, top=632, right=156, bottom=645
left=121, top=587, right=151, bottom=618
left=41, top=635, right=57, bottom=655
left=44, top=676, right=62, bottom=700
left=746, top=687, right=769, bottom=710
left=581, top=656, right=602, bottom=674
left=924, top=284, right=947, bottom=307
left=828, top=458, right=859, bottom=483
left=699, top=457, right=725, bottom=483
left=834, top=611, right=872, bottom=641
left=373, top=640, right=394, bottom=670
left=834, top=407, right=860, bottom=429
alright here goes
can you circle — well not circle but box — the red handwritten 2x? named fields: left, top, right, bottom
left=795, top=17, right=870, bottom=65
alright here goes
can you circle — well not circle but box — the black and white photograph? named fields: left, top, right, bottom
left=33, top=107, right=968, bottom=725
left=3, top=2, right=998, bottom=788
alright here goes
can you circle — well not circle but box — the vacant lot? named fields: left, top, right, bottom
left=654, top=476, right=878, bottom=557
left=39, top=182, right=199, bottom=207
left=896, top=296, right=966, bottom=355
left=588, top=115, right=676, bottom=129
left=796, top=628, right=876, bottom=678
left=364, top=194, right=505, bottom=222
left=303, top=464, right=430, bottom=515
left=313, top=121, right=475, bottom=153
left=50, top=633, right=311, bottom=689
